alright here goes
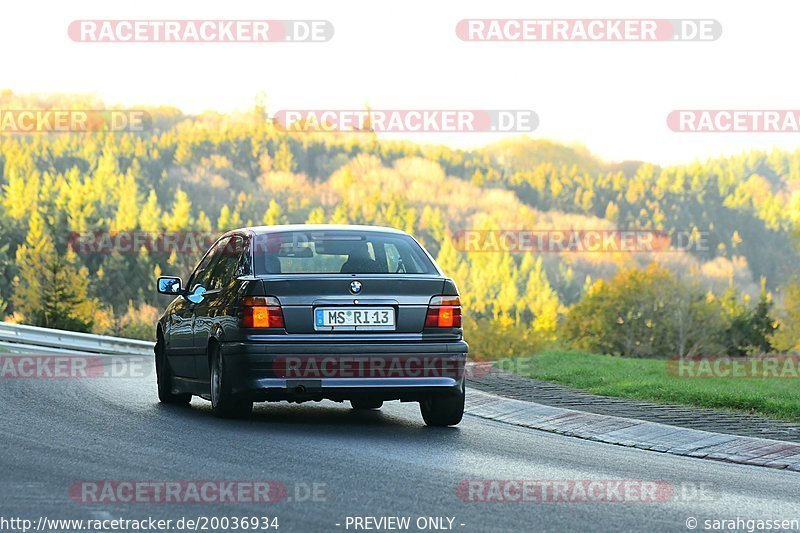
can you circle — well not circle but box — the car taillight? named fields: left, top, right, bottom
left=241, top=296, right=285, bottom=328
left=425, top=295, right=462, bottom=328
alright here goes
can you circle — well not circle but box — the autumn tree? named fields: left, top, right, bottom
left=771, top=278, right=800, bottom=352
left=306, top=207, right=325, bottom=224
left=262, top=200, right=287, bottom=226
left=562, top=265, right=726, bottom=357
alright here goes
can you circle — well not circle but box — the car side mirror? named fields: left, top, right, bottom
left=157, top=276, right=184, bottom=295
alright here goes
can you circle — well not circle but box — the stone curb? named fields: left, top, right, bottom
left=464, top=388, right=800, bottom=472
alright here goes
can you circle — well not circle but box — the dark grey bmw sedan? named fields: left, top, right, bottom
left=155, top=225, right=468, bottom=426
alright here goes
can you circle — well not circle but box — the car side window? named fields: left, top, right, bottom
left=208, top=236, right=243, bottom=290
left=238, top=236, right=252, bottom=276
left=188, top=238, right=226, bottom=290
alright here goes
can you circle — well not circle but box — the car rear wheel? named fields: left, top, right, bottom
left=350, top=399, right=383, bottom=410
left=155, top=335, right=191, bottom=406
left=420, top=383, right=464, bottom=426
left=210, top=344, right=253, bottom=419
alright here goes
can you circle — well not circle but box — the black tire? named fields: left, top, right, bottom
left=209, top=344, right=253, bottom=419
left=155, top=334, right=191, bottom=406
left=350, top=399, right=383, bottom=410
left=420, top=383, right=465, bottom=426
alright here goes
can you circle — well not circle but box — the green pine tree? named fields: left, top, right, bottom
left=12, top=213, right=96, bottom=331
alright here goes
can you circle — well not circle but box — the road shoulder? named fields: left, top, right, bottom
left=465, top=378, right=800, bottom=473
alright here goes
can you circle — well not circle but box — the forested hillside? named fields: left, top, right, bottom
left=1, top=91, right=798, bottom=356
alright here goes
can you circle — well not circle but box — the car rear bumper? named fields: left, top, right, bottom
left=219, top=340, right=468, bottom=402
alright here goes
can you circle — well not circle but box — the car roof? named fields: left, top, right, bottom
left=230, top=224, right=411, bottom=237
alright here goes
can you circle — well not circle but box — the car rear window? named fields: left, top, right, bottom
left=252, top=230, right=437, bottom=275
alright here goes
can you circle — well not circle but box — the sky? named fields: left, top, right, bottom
left=2, top=0, right=799, bottom=166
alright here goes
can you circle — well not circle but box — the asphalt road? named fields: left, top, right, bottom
left=2, top=357, right=799, bottom=533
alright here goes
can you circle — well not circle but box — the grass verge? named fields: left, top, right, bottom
left=498, top=350, right=800, bottom=422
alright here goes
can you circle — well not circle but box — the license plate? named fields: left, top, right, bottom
left=314, top=307, right=395, bottom=330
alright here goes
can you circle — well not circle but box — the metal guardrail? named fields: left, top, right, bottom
left=0, top=321, right=155, bottom=356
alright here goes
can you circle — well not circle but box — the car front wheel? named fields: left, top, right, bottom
left=420, top=383, right=464, bottom=426
left=155, top=335, right=191, bottom=406
left=210, top=344, right=253, bottom=419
